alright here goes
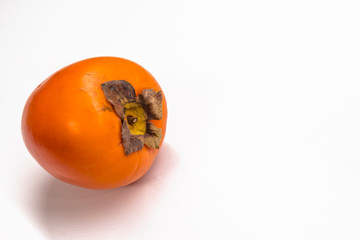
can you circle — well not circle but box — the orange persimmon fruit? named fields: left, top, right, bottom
left=21, top=57, right=167, bottom=189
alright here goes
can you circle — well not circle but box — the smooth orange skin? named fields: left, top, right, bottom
left=22, top=57, right=167, bottom=189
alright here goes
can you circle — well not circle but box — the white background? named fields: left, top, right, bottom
left=1, top=0, right=360, bottom=239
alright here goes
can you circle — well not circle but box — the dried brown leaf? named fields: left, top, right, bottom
left=139, top=122, right=162, bottom=149
left=101, top=80, right=136, bottom=119
left=121, top=120, right=144, bottom=155
left=138, top=89, right=163, bottom=120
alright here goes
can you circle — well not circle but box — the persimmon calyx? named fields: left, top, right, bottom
left=101, top=80, right=163, bottom=155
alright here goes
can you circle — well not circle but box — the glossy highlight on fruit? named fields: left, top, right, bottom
left=21, top=57, right=167, bottom=189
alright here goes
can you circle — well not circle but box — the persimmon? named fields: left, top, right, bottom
left=21, top=57, right=167, bottom=189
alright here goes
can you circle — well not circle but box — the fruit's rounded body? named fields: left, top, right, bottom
left=22, top=57, right=167, bottom=189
